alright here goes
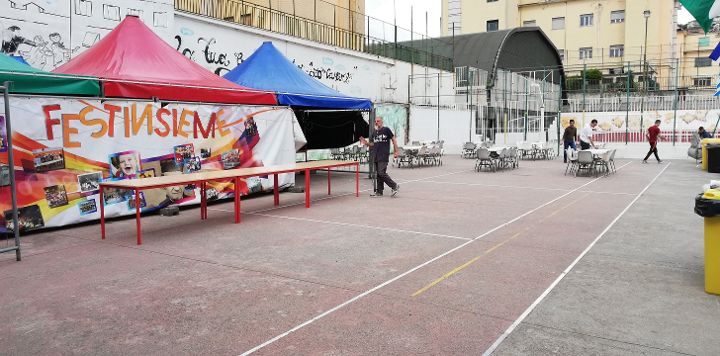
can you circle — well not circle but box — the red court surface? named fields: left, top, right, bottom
left=0, top=156, right=675, bottom=355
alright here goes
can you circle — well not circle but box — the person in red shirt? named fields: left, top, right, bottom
left=643, top=120, right=663, bottom=164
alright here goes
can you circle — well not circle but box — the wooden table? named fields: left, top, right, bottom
left=99, top=160, right=360, bottom=245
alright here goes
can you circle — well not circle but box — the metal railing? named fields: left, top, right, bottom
left=175, top=0, right=454, bottom=71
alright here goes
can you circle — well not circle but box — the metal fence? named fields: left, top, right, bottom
left=408, top=66, right=562, bottom=142
left=175, top=0, right=454, bottom=71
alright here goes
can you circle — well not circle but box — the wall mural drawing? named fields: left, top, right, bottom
left=0, top=0, right=174, bottom=69
left=175, top=23, right=364, bottom=92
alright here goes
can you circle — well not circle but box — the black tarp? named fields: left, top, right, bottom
left=294, top=109, right=369, bottom=150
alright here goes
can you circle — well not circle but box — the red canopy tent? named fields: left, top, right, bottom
left=53, top=16, right=276, bottom=105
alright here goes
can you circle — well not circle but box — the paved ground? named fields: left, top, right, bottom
left=0, top=155, right=717, bottom=355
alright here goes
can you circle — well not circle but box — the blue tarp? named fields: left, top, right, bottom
left=9, top=56, right=30, bottom=66
left=223, top=42, right=372, bottom=110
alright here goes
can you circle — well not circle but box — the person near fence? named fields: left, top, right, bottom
left=359, top=117, right=399, bottom=197
left=562, top=119, right=578, bottom=162
left=643, top=120, right=664, bottom=164
left=579, top=119, right=598, bottom=150
left=699, top=126, right=714, bottom=139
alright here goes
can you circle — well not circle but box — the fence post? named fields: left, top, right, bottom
left=672, top=58, right=679, bottom=146
left=625, top=61, right=630, bottom=145
left=557, top=78, right=562, bottom=155
left=581, top=63, right=586, bottom=127
left=524, top=76, right=528, bottom=141
left=437, top=72, right=441, bottom=141
left=640, top=59, right=645, bottom=141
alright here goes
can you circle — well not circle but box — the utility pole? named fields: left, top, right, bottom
left=641, top=10, right=651, bottom=138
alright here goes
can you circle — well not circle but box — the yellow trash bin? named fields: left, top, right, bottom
left=701, top=138, right=720, bottom=171
left=696, top=191, right=720, bottom=295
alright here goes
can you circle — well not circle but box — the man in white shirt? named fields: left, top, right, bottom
left=579, top=119, right=598, bottom=150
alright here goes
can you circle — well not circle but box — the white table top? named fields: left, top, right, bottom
left=587, top=148, right=610, bottom=155
left=488, top=146, right=511, bottom=152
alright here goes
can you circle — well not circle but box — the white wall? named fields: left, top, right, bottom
left=0, top=0, right=174, bottom=70
left=173, top=12, right=446, bottom=103
left=0, top=2, right=451, bottom=104
left=409, top=106, right=475, bottom=154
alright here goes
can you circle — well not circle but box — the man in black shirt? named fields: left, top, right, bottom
left=562, top=119, right=578, bottom=163
left=360, top=117, right=399, bottom=197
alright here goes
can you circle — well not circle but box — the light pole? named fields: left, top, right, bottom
left=640, top=9, right=651, bottom=136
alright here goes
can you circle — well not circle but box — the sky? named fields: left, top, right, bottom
left=365, top=1, right=696, bottom=40
left=365, top=0, right=442, bottom=40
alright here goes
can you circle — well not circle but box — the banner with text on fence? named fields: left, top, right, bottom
left=0, top=97, right=304, bottom=232
left=561, top=110, right=719, bottom=143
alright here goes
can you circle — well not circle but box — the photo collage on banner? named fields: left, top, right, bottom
left=0, top=97, right=304, bottom=232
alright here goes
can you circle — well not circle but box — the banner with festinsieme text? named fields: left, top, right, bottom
left=0, top=97, right=304, bottom=232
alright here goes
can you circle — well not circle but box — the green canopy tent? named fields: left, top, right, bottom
left=0, top=53, right=100, bottom=96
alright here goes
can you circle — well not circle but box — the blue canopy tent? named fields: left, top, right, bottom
left=224, top=41, right=372, bottom=149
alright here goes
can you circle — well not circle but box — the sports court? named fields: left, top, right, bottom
left=1, top=156, right=717, bottom=355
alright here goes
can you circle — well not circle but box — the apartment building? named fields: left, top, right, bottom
left=442, top=0, right=678, bottom=86
left=177, top=0, right=366, bottom=49
left=678, top=21, right=720, bottom=89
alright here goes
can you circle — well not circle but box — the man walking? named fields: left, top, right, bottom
left=360, top=117, right=399, bottom=197
left=562, top=119, right=578, bottom=163
left=643, top=119, right=663, bottom=164
left=579, top=119, right=598, bottom=150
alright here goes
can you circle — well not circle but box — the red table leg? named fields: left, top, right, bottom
left=355, top=163, right=359, bottom=197
left=135, top=188, right=142, bottom=245
left=234, top=177, right=241, bottom=223
left=273, top=173, right=279, bottom=206
left=327, top=169, right=331, bottom=195
left=200, top=181, right=207, bottom=220
left=100, top=186, right=105, bottom=239
left=305, top=168, right=310, bottom=208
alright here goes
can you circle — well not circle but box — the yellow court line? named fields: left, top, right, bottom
left=411, top=194, right=592, bottom=298
left=545, top=193, right=589, bottom=219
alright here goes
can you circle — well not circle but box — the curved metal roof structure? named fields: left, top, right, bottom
left=404, top=27, right=564, bottom=88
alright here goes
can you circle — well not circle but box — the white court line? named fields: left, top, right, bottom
left=418, top=180, right=571, bottom=192
left=208, top=169, right=472, bottom=216
left=578, top=190, right=637, bottom=196
left=249, top=213, right=472, bottom=241
left=237, top=161, right=633, bottom=355
left=481, top=162, right=670, bottom=356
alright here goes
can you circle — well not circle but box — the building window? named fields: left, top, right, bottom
left=103, top=4, right=120, bottom=21
left=610, top=10, right=625, bottom=23
left=694, top=77, right=712, bottom=87
left=447, top=0, right=462, bottom=35
left=74, top=0, right=92, bottom=16
left=699, top=36, right=710, bottom=47
left=523, top=20, right=536, bottom=27
left=579, top=47, right=593, bottom=59
left=552, top=17, right=565, bottom=30
left=696, top=57, right=712, bottom=67
left=487, top=20, right=499, bottom=31
left=558, top=49, right=564, bottom=62
left=487, top=0, right=498, bottom=2
left=127, top=8, right=143, bottom=17
left=580, top=14, right=593, bottom=27
left=153, top=11, right=168, bottom=28
left=609, top=45, right=624, bottom=58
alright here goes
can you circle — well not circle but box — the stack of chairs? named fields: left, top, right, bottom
left=475, top=147, right=518, bottom=172
left=461, top=142, right=477, bottom=158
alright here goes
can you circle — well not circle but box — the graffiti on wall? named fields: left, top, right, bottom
left=294, top=59, right=355, bottom=84
left=175, top=32, right=244, bottom=75
left=175, top=25, right=360, bottom=88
